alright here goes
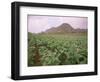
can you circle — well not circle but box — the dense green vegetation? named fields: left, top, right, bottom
left=28, top=32, right=87, bottom=66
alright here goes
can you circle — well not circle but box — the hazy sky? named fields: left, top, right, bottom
left=28, top=15, right=88, bottom=33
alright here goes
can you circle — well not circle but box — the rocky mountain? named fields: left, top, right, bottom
left=41, top=23, right=87, bottom=34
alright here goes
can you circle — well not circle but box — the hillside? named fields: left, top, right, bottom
left=41, top=23, right=87, bottom=34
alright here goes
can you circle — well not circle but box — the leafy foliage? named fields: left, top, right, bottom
left=28, top=32, right=87, bottom=66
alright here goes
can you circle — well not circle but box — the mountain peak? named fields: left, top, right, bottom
left=42, top=23, right=87, bottom=34
left=60, top=23, right=71, bottom=27
left=58, top=23, right=73, bottom=30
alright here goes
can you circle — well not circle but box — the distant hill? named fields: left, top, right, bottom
left=40, top=23, right=87, bottom=34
